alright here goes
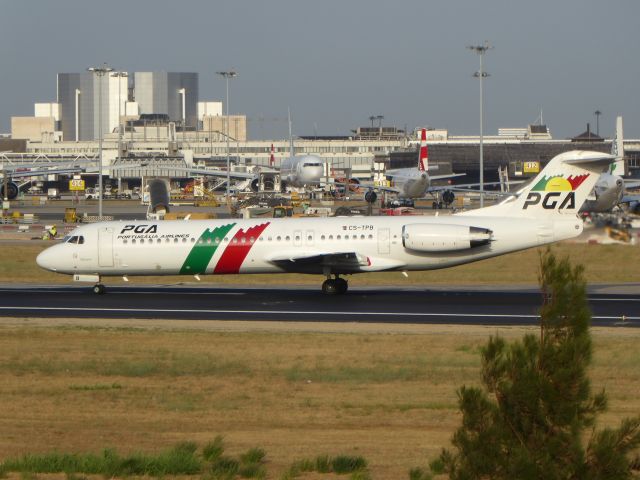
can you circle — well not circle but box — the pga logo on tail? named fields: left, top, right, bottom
left=522, top=174, right=589, bottom=210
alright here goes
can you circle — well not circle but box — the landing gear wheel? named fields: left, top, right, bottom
left=335, top=278, right=348, bottom=294
left=322, top=279, right=338, bottom=295
left=92, top=284, right=105, bottom=295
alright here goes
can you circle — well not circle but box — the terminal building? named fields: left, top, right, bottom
left=4, top=69, right=640, bottom=188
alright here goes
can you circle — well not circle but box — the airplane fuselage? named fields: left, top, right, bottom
left=37, top=214, right=582, bottom=278
left=280, top=155, right=324, bottom=188
left=581, top=173, right=624, bottom=213
left=386, top=168, right=430, bottom=198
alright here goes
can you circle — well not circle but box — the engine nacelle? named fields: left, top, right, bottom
left=402, top=223, right=492, bottom=252
left=0, top=181, right=19, bottom=200
left=148, top=178, right=170, bottom=214
left=250, top=178, right=260, bottom=192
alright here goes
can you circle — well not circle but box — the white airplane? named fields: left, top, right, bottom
left=581, top=116, right=640, bottom=213
left=383, top=128, right=465, bottom=199
left=37, top=150, right=612, bottom=295
left=184, top=116, right=324, bottom=192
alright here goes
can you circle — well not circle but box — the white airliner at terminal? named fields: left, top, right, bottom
left=36, top=150, right=613, bottom=295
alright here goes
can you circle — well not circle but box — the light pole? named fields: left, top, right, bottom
left=594, top=110, right=602, bottom=137
left=468, top=42, right=492, bottom=208
left=111, top=71, right=128, bottom=195
left=87, top=63, right=113, bottom=218
left=216, top=70, right=237, bottom=201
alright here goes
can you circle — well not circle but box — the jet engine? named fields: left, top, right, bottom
left=0, top=181, right=19, bottom=200
left=148, top=178, right=170, bottom=214
left=402, top=224, right=492, bottom=252
left=251, top=178, right=260, bottom=192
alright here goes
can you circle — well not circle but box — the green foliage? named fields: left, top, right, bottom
left=0, top=443, right=202, bottom=477
left=240, top=447, right=266, bottom=465
left=208, top=455, right=239, bottom=479
left=202, top=435, right=225, bottom=462
left=331, top=455, right=367, bottom=474
left=429, top=249, right=640, bottom=479
left=282, top=453, right=369, bottom=479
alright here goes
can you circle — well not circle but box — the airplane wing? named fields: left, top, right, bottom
left=429, top=173, right=466, bottom=181
left=265, top=250, right=405, bottom=273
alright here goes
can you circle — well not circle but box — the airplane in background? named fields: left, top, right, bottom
left=382, top=128, right=465, bottom=201
left=37, top=150, right=612, bottom=295
left=579, top=116, right=640, bottom=213
left=182, top=115, right=324, bottom=192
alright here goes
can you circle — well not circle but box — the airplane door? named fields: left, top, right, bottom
left=98, top=227, right=114, bottom=267
left=378, top=228, right=390, bottom=254
left=294, top=230, right=302, bottom=247
left=305, top=230, right=314, bottom=246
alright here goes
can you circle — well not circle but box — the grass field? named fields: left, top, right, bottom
left=0, top=323, right=638, bottom=479
left=3, top=241, right=640, bottom=285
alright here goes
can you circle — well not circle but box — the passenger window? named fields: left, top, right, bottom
left=123, top=239, right=128, bottom=244
left=337, top=235, right=341, bottom=240
left=174, top=238, right=178, bottom=243
left=190, top=238, right=195, bottom=243
left=182, top=238, right=187, bottom=243
left=285, top=236, right=290, bottom=241
left=140, top=239, right=145, bottom=244
left=276, top=236, right=281, bottom=241
left=321, top=235, right=325, bottom=240
left=132, top=239, right=137, bottom=244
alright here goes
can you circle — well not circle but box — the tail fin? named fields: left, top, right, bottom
left=418, top=128, right=428, bottom=172
left=610, top=116, right=625, bottom=176
left=269, top=144, right=275, bottom=167
left=462, top=150, right=613, bottom=217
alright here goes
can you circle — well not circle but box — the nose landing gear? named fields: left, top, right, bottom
left=322, top=276, right=348, bottom=295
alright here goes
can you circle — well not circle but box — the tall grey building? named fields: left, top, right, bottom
left=58, top=72, right=127, bottom=141
left=134, top=72, right=198, bottom=129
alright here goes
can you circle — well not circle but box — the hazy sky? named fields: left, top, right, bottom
left=1, top=0, right=639, bottom=140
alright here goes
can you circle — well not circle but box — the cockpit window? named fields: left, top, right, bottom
left=62, top=235, right=71, bottom=243
left=65, top=235, right=85, bottom=244
left=304, top=163, right=321, bottom=167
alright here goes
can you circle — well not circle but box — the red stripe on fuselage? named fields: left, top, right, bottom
left=213, top=223, right=270, bottom=274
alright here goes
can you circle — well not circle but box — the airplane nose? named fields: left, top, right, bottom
left=36, top=247, right=57, bottom=272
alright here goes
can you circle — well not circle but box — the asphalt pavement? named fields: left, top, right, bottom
left=0, top=284, right=637, bottom=327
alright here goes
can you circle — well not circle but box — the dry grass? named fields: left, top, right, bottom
left=0, top=324, right=638, bottom=479
left=5, top=242, right=640, bottom=285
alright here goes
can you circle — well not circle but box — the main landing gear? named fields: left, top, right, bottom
left=322, top=276, right=348, bottom=295
left=92, top=284, right=106, bottom=295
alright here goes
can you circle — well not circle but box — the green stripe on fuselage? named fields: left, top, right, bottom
left=179, top=223, right=236, bottom=274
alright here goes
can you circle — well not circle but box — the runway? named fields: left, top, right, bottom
left=0, top=284, right=638, bottom=327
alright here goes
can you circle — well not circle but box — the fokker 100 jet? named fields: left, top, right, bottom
left=37, top=150, right=613, bottom=295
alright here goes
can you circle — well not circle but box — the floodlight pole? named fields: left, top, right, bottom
left=216, top=70, right=237, bottom=202
left=87, top=63, right=113, bottom=218
left=111, top=71, right=128, bottom=196
left=468, top=42, right=492, bottom=208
